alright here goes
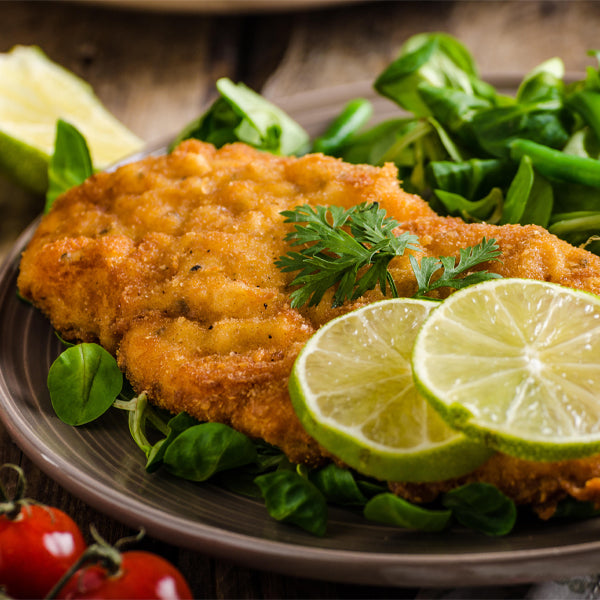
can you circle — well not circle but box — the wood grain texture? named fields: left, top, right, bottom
left=1, top=1, right=600, bottom=596
left=263, top=0, right=600, bottom=97
left=1, top=1, right=237, bottom=144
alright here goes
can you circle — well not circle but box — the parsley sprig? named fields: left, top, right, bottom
left=276, top=203, right=502, bottom=308
left=276, top=203, right=420, bottom=308
left=410, top=238, right=502, bottom=299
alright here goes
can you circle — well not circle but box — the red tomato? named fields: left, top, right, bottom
left=57, top=550, right=193, bottom=599
left=0, top=503, right=86, bottom=599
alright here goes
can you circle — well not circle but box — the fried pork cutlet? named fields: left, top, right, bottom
left=17, top=140, right=600, bottom=516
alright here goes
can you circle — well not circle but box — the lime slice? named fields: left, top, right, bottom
left=0, top=45, right=143, bottom=193
left=412, top=278, right=600, bottom=461
left=289, top=299, right=493, bottom=482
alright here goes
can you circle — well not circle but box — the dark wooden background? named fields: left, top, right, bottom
left=1, top=1, right=599, bottom=596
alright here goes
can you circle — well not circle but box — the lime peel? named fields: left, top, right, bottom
left=0, top=45, right=143, bottom=193
left=289, top=298, right=493, bottom=483
left=412, top=278, right=600, bottom=462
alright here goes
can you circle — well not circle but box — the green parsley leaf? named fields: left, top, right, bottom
left=276, top=203, right=420, bottom=308
left=410, top=237, right=502, bottom=298
left=276, top=203, right=502, bottom=307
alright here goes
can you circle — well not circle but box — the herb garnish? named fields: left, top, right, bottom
left=276, top=202, right=501, bottom=308
left=276, top=203, right=420, bottom=308
left=410, top=237, right=502, bottom=299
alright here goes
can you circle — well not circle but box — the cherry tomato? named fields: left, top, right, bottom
left=57, top=550, right=193, bottom=599
left=0, top=503, right=87, bottom=599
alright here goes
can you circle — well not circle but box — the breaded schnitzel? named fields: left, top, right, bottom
left=17, top=140, right=600, bottom=515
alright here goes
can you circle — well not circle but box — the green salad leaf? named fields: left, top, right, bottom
left=499, top=154, right=554, bottom=227
left=255, top=470, right=328, bottom=536
left=146, top=411, right=199, bottom=472
left=47, top=343, right=122, bottom=426
left=45, top=119, right=94, bottom=212
left=171, top=77, right=309, bottom=156
left=309, top=464, right=368, bottom=507
left=434, top=187, right=504, bottom=223
left=441, top=483, right=517, bottom=536
left=162, top=422, right=257, bottom=482
left=311, top=98, right=373, bottom=155
left=364, top=493, right=452, bottom=532
left=374, top=33, right=495, bottom=116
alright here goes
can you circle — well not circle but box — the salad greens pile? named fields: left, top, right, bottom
left=46, top=342, right=519, bottom=537
left=349, top=33, right=600, bottom=255
left=47, top=32, right=600, bottom=258
left=171, top=32, right=600, bottom=255
left=42, top=32, right=600, bottom=537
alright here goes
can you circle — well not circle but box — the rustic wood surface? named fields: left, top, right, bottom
left=1, top=0, right=600, bottom=596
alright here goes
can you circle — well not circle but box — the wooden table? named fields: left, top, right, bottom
left=1, top=1, right=600, bottom=596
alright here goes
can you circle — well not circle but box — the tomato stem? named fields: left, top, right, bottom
left=45, top=526, right=146, bottom=599
left=0, top=464, right=29, bottom=520
left=113, top=526, right=145, bottom=550
left=45, top=543, right=121, bottom=598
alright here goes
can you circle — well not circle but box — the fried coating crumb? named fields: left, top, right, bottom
left=390, top=453, right=600, bottom=519
left=17, top=140, right=600, bottom=512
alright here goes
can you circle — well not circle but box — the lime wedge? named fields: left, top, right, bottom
left=412, top=278, right=600, bottom=461
left=0, top=45, right=143, bottom=193
left=289, top=299, right=493, bottom=482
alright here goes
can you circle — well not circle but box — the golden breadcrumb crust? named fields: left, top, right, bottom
left=18, top=140, right=600, bottom=513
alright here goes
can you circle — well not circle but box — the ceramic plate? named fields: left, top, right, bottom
left=2, top=81, right=600, bottom=588
left=77, top=0, right=357, bottom=13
